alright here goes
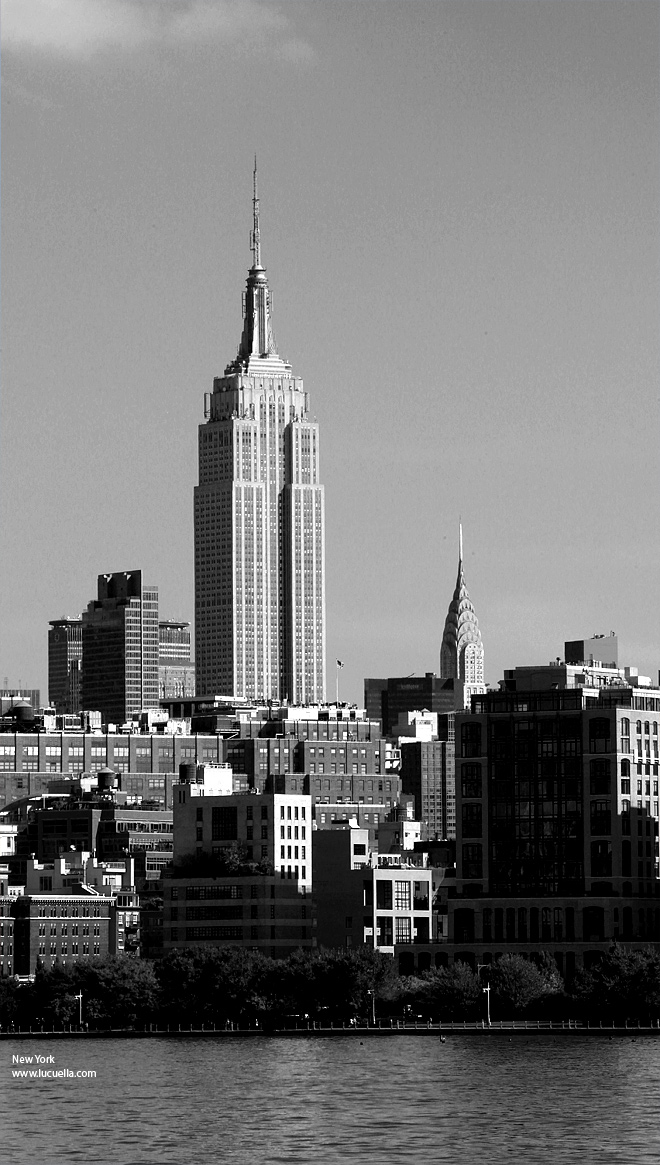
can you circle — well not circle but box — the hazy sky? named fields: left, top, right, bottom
left=2, top=0, right=659, bottom=706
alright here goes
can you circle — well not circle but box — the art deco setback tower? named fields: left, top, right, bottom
left=440, top=524, right=485, bottom=708
left=195, top=167, right=326, bottom=703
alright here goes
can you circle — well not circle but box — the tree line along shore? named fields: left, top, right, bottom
left=1, top=945, right=660, bottom=1031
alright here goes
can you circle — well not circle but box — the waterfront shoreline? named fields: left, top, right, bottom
left=3, top=1020, right=660, bottom=1040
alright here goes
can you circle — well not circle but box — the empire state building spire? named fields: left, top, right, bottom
left=195, top=164, right=326, bottom=705
left=251, top=154, right=261, bottom=269
left=440, top=523, right=485, bottom=701
left=227, top=159, right=289, bottom=375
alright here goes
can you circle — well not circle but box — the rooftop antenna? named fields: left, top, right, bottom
left=250, top=155, right=261, bottom=268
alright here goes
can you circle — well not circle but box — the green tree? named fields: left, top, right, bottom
left=423, top=962, right=482, bottom=1020
left=155, top=946, right=274, bottom=1025
left=263, top=947, right=398, bottom=1023
left=0, top=977, right=30, bottom=1027
left=571, top=946, right=660, bottom=1022
left=488, top=954, right=562, bottom=1016
left=390, top=974, right=434, bottom=1018
left=32, top=956, right=160, bottom=1028
left=170, top=846, right=274, bottom=880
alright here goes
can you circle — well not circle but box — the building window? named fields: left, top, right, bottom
left=211, top=806, right=238, bottom=841
left=376, top=917, right=393, bottom=946
left=482, top=907, right=492, bottom=942
left=589, top=718, right=611, bottom=754
left=376, top=881, right=392, bottom=910
left=461, top=764, right=482, bottom=798
left=591, top=840, right=612, bottom=877
left=461, top=803, right=482, bottom=838
left=589, top=760, right=611, bottom=795
left=461, top=723, right=481, bottom=758
left=590, top=800, right=611, bottom=836
left=553, top=908, right=563, bottom=942
left=462, top=844, right=482, bottom=879
left=394, top=881, right=411, bottom=910
left=395, top=917, right=411, bottom=944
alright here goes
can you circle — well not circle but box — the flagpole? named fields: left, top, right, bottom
left=335, top=660, right=344, bottom=705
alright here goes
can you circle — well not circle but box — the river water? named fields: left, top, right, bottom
left=3, top=1033, right=660, bottom=1164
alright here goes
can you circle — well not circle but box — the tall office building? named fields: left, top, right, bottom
left=159, top=620, right=192, bottom=665
left=81, top=571, right=159, bottom=725
left=48, top=617, right=82, bottom=713
left=440, top=524, right=485, bottom=708
left=158, top=620, right=195, bottom=701
left=195, top=166, right=326, bottom=703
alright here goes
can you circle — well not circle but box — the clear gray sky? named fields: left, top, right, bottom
left=2, top=0, right=659, bottom=705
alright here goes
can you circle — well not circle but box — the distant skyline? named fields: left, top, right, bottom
left=2, top=0, right=659, bottom=705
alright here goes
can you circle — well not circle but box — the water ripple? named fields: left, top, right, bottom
left=2, top=1034, right=660, bottom=1163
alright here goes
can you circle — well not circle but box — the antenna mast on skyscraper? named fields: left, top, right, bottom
left=251, top=155, right=261, bottom=268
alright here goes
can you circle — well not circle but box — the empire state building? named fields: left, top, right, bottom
left=194, top=167, right=326, bottom=703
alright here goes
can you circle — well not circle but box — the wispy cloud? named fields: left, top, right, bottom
left=1, top=0, right=316, bottom=62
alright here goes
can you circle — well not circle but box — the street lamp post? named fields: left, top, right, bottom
left=477, top=965, right=491, bottom=1026
left=75, top=992, right=83, bottom=1027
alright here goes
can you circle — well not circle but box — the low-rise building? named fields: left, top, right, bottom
left=0, top=891, right=15, bottom=976
left=162, top=771, right=315, bottom=958
left=314, top=826, right=436, bottom=955
left=0, top=730, right=229, bottom=810
left=8, top=852, right=143, bottom=973
left=173, top=778, right=311, bottom=891
left=13, top=892, right=115, bottom=975
left=312, top=800, right=391, bottom=841
left=162, top=874, right=311, bottom=959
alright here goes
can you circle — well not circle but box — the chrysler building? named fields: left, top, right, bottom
left=194, top=166, right=326, bottom=703
left=440, top=524, right=485, bottom=708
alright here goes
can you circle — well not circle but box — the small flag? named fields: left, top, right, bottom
left=336, top=660, right=344, bottom=668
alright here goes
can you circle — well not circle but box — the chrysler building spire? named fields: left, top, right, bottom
left=440, top=523, right=485, bottom=704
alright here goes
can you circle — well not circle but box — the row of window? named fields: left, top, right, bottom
left=461, top=761, right=660, bottom=801
left=462, top=904, right=660, bottom=944
left=36, top=905, right=102, bottom=917
left=375, top=917, right=415, bottom=945
left=280, top=846, right=306, bottom=860
left=622, top=719, right=659, bottom=737
left=279, top=825, right=306, bottom=840
left=38, top=943, right=100, bottom=956
left=37, top=924, right=98, bottom=936
left=462, top=799, right=660, bottom=839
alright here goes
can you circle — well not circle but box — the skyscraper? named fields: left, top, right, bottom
left=158, top=620, right=195, bottom=701
left=195, top=166, right=326, bottom=703
left=48, top=616, right=82, bottom=713
left=81, top=571, right=159, bottom=725
left=439, top=524, right=485, bottom=709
